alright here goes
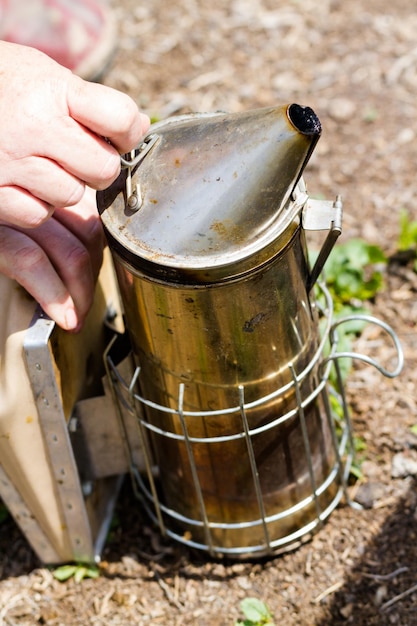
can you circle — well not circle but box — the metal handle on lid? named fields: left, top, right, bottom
left=120, top=133, right=160, bottom=211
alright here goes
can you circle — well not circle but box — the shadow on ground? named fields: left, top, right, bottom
left=318, top=478, right=417, bottom=625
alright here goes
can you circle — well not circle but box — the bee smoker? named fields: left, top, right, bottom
left=97, top=104, right=403, bottom=558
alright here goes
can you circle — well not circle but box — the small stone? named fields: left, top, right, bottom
left=236, top=575, right=252, bottom=590
left=339, top=602, right=353, bottom=618
left=391, top=452, right=417, bottom=478
left=397, top=127, right=415, bottom=145
left=374, top=584, right=388, bottom=606
left=327, top=98, right=356, bottom=122
left=354, top=481, right=385, bottom=509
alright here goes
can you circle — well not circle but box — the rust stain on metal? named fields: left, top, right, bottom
left=209, top=219, right=245, bottom=244
left=210, top=220, right=228, bottom=237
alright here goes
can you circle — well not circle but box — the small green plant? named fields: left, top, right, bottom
left=330, top=392, right=367, bottom=480
left=350, top=435, right=367, bottom=480
left=312, top=238, right=387, bottom=480
left=235, top=598, right=275, bottom=626
left=321, top=238, right=386, bottom=309
left=397, top=208, right=417, bottom=271
left=52, top=563, right=100, bottom=583
left=362, top=107, right=379, bottom=123
left=313, top=237, right=387, bottom=385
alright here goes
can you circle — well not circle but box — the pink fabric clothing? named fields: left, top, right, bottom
left=0, top=0, right=115, bottom=80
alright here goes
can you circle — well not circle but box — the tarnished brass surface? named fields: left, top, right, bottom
left=99, top=105, right=337, bottom=551
left=111, top=225, right=336, bottom=549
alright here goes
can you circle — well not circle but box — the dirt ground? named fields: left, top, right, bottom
left=1, top=0, right=417, bottom=624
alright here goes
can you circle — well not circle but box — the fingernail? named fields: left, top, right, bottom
left=64, top=307, right=78, bottom=331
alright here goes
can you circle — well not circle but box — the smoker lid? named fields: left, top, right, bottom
left=97, top=104, right=321, bottom=277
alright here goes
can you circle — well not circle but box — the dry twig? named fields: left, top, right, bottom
left=380, top=582, right=417, bottom=612
left=313, top=581, right=344, bottom=604
left=153, top=570, right=184, bottom=610
left=360, top=566, right=409, bottom=582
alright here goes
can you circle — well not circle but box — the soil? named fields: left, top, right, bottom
left=1, top=0, right=417, bottom=624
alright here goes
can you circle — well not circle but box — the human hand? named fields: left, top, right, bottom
left=0, top=187, right=106, bottom=331
left=0, top=41, right=149, bottom=229
left=0, top=41, right=150, bottom=330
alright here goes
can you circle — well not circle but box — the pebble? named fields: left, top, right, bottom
left=236, top=576, right=252, bottom=590
left=354, top=481, right=386, bottom=509
left=396, top=127, right=415, bottom=145
left=327, top=98, right=356, bottom=122
left=374, top=584, right=388, bottom=606
left=339, top=602, right=353, bottom=618
left=391, top=451, right=417, bottom=478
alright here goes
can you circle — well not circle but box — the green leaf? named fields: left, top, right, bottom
left=398, top=209, right=417, bottom=251
left=321, top=238, right=386, bottom=304
left=363, top=107, right=379, bottom=123
left=83, top=566, right=99, bottom=580
left=410, top=424, right=417, bottom=436
left=74, top=566, right=87, bottom=583
left=349, top=463, right=364, bottom=480
left=354, top=436, right=367, bottom=452
left=240, top=597, right=272, bottom=622
left=330, top=393, right=344, bottom=421
left=53, top=563, right=99, bottom=583
left=53, top=565, right=78, bottom=581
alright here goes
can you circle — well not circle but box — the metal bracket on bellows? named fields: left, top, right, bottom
left=302, top=195, right=343, bottom=292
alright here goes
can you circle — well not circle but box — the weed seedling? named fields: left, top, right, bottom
left=235, top=597, right=275, bottom=625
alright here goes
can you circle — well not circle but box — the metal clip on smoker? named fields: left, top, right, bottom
left=0, top=104, right=403, bottom=565
left=97, top=104, right=403, bottom=559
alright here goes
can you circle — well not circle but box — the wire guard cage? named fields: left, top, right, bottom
left=104, top=283, right=403, bottom=559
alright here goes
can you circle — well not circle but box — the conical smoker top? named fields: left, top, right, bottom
left=98, top=104, right=321, bottom=282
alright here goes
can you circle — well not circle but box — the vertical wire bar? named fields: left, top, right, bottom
left=330, top=356, right=362, bottom=510
left=319, top=385, right=357, bottom=508
left=103, top=342, right=167, bottom=535
left=103, top=338, right=147, bottom=503
left=289, top=364, right=323, bottom=526
left=176, top=383, right=214, bottom=555
left=331, top=350, right=357, bottom=472
left=238, top=385, right=272, bottom=553
left=325, top=326, right=362, bottom=509
left=316, top=332, right=349, bottom=499
left=128, top=367, right=167, bottom=535
left=103, top=336, right=134, bottom=462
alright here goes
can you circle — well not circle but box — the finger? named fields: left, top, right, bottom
left=67, top=77, right=150, bottom=153
left=0, top=226, right=79, bottom=330
left=17, top=216, right=97, bottom=321
left=0, top=154, right=85, bottom=211
left=53, top=187, right=105, bottom=283
left=0, top=186, right=54, bottom=228
left=42, top=118, right=123, bottom=190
